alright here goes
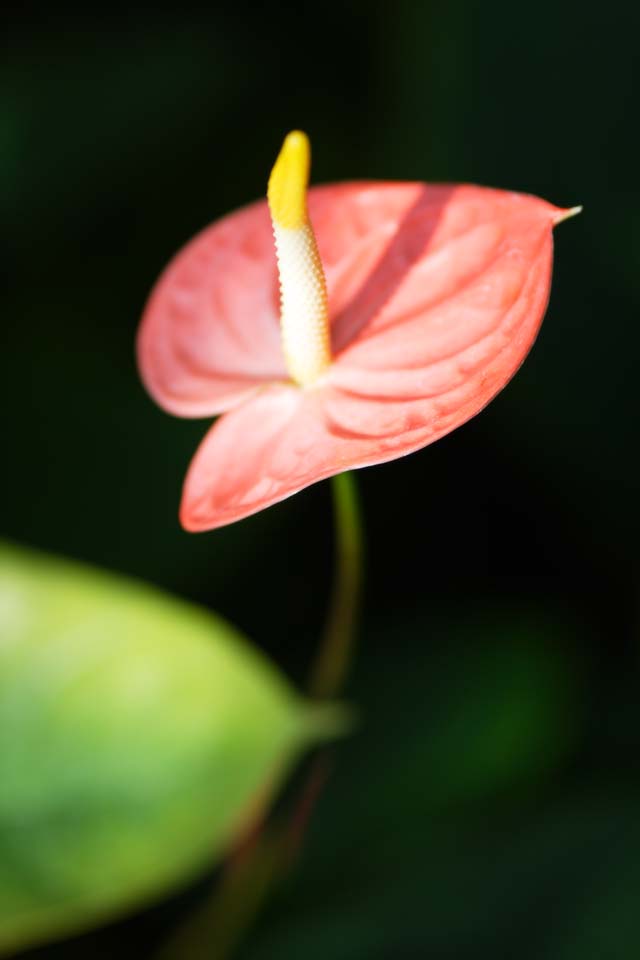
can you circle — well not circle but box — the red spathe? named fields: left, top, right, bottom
left=137, top=181, right=566, bottom=531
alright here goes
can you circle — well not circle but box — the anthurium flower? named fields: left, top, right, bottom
left=138, top=131, right=578, bottom=531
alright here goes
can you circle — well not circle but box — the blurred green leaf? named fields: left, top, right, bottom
left=0, top=541, right=326, bottom=956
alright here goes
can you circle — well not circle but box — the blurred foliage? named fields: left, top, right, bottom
left=1, top=0, right=639, bottom=958
left=244, top=612, right=639, bottom=960
left=0, top=542, right=325, bottom=955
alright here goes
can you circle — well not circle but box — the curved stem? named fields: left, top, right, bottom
left=159, top=472, right=364, bottom=960
left=310, top=471, right=364, bottom=699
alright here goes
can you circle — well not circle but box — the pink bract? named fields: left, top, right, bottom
left=138, top=181, right=567, bottom=531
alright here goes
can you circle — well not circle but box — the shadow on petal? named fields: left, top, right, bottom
left=332, top=185, right=456, bottom=353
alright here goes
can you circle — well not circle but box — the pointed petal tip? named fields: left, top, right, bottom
left=552, top=205, right=583, bottom=226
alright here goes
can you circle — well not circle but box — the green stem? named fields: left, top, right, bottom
left=159, top=472, right=364, bottom=960
left=310, top=471, right=364, bottom=699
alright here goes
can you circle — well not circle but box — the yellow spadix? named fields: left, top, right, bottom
left=267, top=131, right=332, bottom=387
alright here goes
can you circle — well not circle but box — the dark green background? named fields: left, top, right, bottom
left=2, top=2, right=639, bottom=957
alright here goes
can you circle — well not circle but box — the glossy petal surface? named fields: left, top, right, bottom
left=140, top=182, right=566, bottom=529
left=138, top=202, right=286, bottom=416
left=138, top=182, right=449, bottom=416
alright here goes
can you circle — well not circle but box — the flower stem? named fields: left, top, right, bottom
left=310, top=470, right=364, bottom=699
left=158, top=472, right=364, bottom=960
